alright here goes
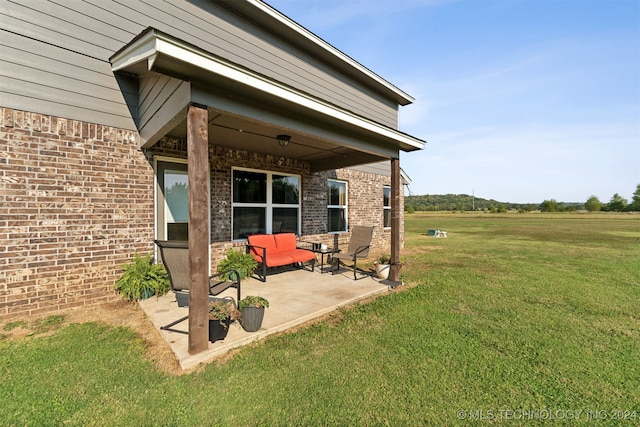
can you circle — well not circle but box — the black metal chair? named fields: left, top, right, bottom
left=154, top=240, right=240, bottom=333
left=331, top=226, right=374, bottom=280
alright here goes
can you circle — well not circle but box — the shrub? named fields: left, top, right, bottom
left=217, top=249, right=258, bottom=281
left=114, top=253, right=169, bottom=301
left=375, top=254, right=391, bottom=264
left=208, top=298, right=241, bottom=324
left=239, top=295, right=270, bottom=310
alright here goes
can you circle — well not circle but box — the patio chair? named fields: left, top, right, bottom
left=154, top=240, right=241, bottom=333
left=331, top=226, right=374, bottom=280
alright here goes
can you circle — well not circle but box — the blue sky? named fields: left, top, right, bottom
left=266, top=0, right=640, bottom=204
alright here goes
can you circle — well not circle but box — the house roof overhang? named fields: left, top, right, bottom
left=110, top=27, right=425, bottom=172
left=224, top=0, right=415, bottom=106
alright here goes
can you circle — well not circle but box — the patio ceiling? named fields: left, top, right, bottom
left=165, top=105, right=398, bottom=172
left=110, top=28, right=425, bottom=172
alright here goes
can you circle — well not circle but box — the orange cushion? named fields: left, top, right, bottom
left=247, top=234, right=277, bottom=260
left=290, top=249, right=315, bottom=263
left=274, top=233, right=297, bottom=252
left=264, top=253, right=295, bottom=267
left=248, top=233, right=314, bottom=267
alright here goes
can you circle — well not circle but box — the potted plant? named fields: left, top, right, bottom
left=208, top=298, right=241, bottom=342
left=114, top=253, right=169, bottom=301
left=238, top=295, right=269, bottom=332
left=217, top=248, right=258, bottom=281
left=373, top=254, right=391, bottom=280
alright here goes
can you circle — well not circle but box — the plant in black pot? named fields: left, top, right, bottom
left=238, top=295, right=269, bottom=332
left=114, top=253, right=170, bottom=301
left=208, top=298, right=241, bottom=342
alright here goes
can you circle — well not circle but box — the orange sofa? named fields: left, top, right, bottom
left=246, top=233, right=316, bottom=282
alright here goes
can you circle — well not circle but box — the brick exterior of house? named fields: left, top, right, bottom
left=1, top=108, right=402, bottom=321
left=0, top=108, right=153, bottom=320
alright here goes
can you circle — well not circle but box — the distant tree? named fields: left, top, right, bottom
left=497, top=204, right=507, bottom=213
left=539, top=199, right=560, bottom=212
left=404, top=194, right=532, bottom=212
left=518, top=204, right=536, bottom=213
left=584, top=195, right=603, bottom=212
left=406, top=204, right=415, bottom=213
left=629, top=184, right=640, bottom=212
left=604, top=193, right=628, bottom=212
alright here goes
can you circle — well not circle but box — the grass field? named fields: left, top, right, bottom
left=2, top=213, right=639, bottom=425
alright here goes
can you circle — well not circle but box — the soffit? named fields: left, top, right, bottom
left=110, top=28, right=425, bottom=171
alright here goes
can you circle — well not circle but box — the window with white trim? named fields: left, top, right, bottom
left=383, top=186, right=391, bottom=229
left=327, top=179, right=348, bottom=233
left=232, top=168, right=300, bottom=240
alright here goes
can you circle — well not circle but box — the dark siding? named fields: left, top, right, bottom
left=0, top=0, right=399, bottom=129
left=0, top=30, right=133, bottom=127
left=350, top=161, right=392, bottom=177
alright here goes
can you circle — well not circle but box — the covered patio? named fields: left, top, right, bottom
left=139, top=267, right=393, bottom=371
left=110, top=14, right=423, bottom=357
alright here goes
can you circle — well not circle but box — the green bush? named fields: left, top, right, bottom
left=239, top=295, right=269, bottom=310
left=217, top=249, right=258, bottom=281
left=114, top=253, right=169, bottom=301
left=208, top=298, right=241, bottom=323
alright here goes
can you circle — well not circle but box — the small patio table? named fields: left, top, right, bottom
left=310, top=247, right=340, bottom=273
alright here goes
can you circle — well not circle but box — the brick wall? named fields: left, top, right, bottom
left=334, top=168, right=403, bottom=256
left=150, top=141, right=401, bottom=266
left=0, top=108, right=155, bottom=321
left=1, top=109, right=404, bottom=321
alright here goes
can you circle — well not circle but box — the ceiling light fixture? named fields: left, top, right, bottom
left=276, top=134, right=291, bottom=148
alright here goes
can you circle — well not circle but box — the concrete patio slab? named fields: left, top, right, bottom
left=139, top=267, right=391, bottom=371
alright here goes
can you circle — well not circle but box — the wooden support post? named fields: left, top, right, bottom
left=390, top=158, right=401, bottom=283
left=187, top=103, right=209, bottom=355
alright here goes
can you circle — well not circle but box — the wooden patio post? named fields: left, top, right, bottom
left=390, top=157, right=401, bottom=283
left=187, top=103, right=209, bottom=354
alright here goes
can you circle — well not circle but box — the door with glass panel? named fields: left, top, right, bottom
left=157, top=160, right=188, bottom=241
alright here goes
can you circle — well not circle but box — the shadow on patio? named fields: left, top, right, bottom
left=139, top=266, right=391, bottom=371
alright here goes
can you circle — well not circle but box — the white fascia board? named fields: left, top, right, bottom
left=158, top=37, right=424, bottom=150
left=111, top=30, right=424, bottom=151
left=400, top=168, right=412, bottom=185
left=110, top=30, right=159, bottom=72
left=249, top=0, right=414, bottom=105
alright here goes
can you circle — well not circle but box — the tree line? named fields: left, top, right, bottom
left=405, top=184, right=640, bottom=213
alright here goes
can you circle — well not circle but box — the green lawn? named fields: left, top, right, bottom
left=2, top=213, right=639, bottom=425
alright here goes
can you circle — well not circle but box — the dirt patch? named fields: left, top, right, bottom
left=1, top=300, right=183, bottom=376
left=1, top=282, right=418, bottom=376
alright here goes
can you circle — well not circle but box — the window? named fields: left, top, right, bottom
left=232, top=168, right=300, bottom=240
left=383, top=186, right=391, bottom=229
left=157, top=160, right=189, bottom=241
left=327, top=179, right=347, bottom=233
